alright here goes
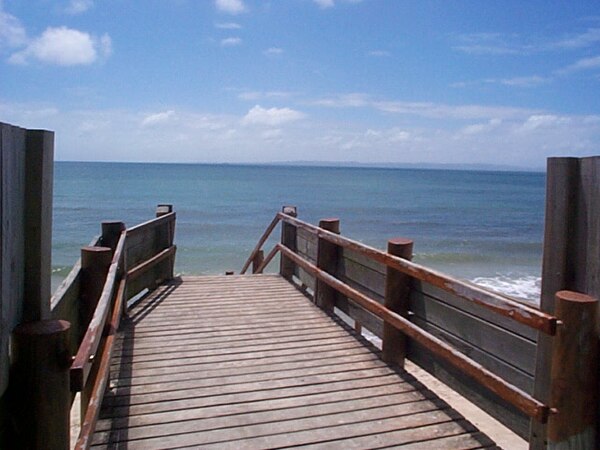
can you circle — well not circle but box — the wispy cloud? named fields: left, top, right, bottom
left=215, top=0, right=247, bottom=15
left=215, top=22, right=242, bottom=29
left=238, top=91, right=296, bottom=101
left=0, top=7, right=27, bottom=48
left=141, top=110, right=176, bottom=127
left=65, top=0, right=93, bottom=15
left=556, top=55, right=600, bottom=75
left=220, top=37, right=242, bottom=47
left=264, top=47, right=283, bottom=56
left=452, top=75, right=549, bottom=89
left=454, top=28, right=600, bottom=56
left=242, top=105, right=305, bottom=126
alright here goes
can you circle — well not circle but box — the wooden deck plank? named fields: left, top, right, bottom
left=94, top=274, right=497, bottom=449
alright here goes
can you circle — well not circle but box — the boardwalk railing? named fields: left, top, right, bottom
left=242, top=207, right=598, bottom=447
left=21, top=205, right=177, bottom=449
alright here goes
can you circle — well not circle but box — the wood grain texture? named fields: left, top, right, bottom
left=92, top=274, right=496, bottom=449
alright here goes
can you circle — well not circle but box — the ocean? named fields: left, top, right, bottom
left=52, top=162, right=545, bottom=303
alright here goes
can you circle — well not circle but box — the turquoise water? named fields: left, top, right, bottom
left=52, top=162, right=545, bottom=302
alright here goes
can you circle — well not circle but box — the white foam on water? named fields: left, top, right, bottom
left=471, top=274, right=541, bottom=304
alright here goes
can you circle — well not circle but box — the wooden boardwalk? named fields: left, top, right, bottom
left=92, top=274, right=498, bottom=449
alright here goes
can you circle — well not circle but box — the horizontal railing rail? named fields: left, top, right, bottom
left=47, top=204, right=178, bottom=450
left=274, top=243, right=552, bottom=422
left=276, top=212, right=557, bottom=336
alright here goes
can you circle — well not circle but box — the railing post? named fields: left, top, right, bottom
left=252, top=250, right=265, bottom=274
left=80, top=246, right=112, bottom=340
left=316, top=218, right=341, bottom=313
left=547, top=290, right=598, bottom=450
left=280, top=206, right=297, bottom=281
left=101, top=221, right=125, bottom=254
left=382, top=238, right=413, bottom=367
left=11, top=320, right=71, bottom=450
left=156, top=204, right=175, bottom=281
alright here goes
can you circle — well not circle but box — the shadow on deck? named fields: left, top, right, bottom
left=92, top=275, right=497, bottom=449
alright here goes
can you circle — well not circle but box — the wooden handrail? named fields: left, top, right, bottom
left=75, top=277, right=126, bottom=450
left=126, top=211, right=175, bottom=236
left=277, top=212, right=558, bottom=336
left=276, top=243, right=552, bottom=423
left=70, top=231, right=126, bottom=391
left=240, top=214, right=281, bottom=274
left=127, top=245, right=176, bottom=281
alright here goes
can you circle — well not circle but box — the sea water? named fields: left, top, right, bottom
left=52, top=162, right=545, bottom=303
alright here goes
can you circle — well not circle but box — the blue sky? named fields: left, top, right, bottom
left=1, top=0, right=600, bottom=168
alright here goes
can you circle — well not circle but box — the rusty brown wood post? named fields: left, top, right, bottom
left=80, top=246, right=112, bottom=340
left=11, top=320, right=71, bottom=450
left=382, top=238, right=413, bottom=367
left=101, top=221, right=125, bottom=254
left=280, top=206, right=298, bottom=281
left=252, top=250, right=265, bottom=274
left=316, top=218, right=341, bottom=313
left=547, top=290, right=599, bottom=450
left=156, top=204, right=175, bottom=281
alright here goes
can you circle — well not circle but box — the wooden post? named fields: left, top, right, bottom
left=23, top=129, right=54, bottom=322
left=547, top=290, right=598, bottom=449
left=156, top=204, right=175, bottom=280
left=531, top=157, right=600, bottom=448
left=280, top=206, right=297, bottom=281
left=79, top=246, right=112, bottom=340
left=382, top=238, right=413, bottom=367
left=315, top=218, right=341, bottom=313
left=11, top=320, right=71, bottom=450
left=101, top=221, right=125, bottom=253
left=252, top=250, right=265, bottom=274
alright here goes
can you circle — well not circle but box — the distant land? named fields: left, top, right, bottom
left=262, top=161, right=545, bottom=173
left=58, top=160, right=545, bottom=173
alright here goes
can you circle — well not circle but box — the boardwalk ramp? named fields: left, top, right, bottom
left=92, top=274, right=497, bottom=449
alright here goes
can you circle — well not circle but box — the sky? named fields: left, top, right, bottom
left=1, top=0, right=600, bottom=169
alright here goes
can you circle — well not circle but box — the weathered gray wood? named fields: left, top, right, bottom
left=338, top=253, right=386, bottom=298
left=11, top=320, right=71, bottom=450
left=383, top=238, right=413, bottom=366
left=548, top=291, right=598, bottom=450
left=335, top=296, right=383, bottom=337
left=316, top=218, right=340, bottom=312
left=0, top=123, right=26, bottom=397
left=408, top=339, right=530, bottom=439
left=531, top=157, right=600, bottom=448
left=410, top=289, right=537, bottom=376
left=279, top=206, right=297, bottom=280
left=94, top=275, right=494, bottom=449
left=23, top=129, right=54, bottom=322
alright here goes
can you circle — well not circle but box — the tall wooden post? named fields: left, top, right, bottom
left=547, top=290, right=598, bottom=449
left=11, top=320, right=71, bottom=450
left=531, top=157, right=600, bottom=448
left=315, top=218, right=341, bottom=313
left=280, top=206, right=297, bottom=281
left=252, top=250, right=265, bottom=274
left=23, top=129, right=54, bottom=322
left=79, top=246, right=112, bottom=340
left=156, top=204, right=175, bottom=281
left=101, top=221, right=125, bottom=253
left=382, top=238, right=413, bottom=367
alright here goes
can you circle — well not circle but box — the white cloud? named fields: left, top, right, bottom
left=549, top=28, right=600, bottom=50
left=242, top=105, right=305, bottom=126
left=520, top=114, right=571, bottom=131
left=215, top=22, right=241, bottom=29
left=141, top=110, right=176, bottom=127
left=215, top=0, right=247, bottom=15
left=65, top=0, right=93, bottom=15
left=221, top=37, right=242, bottom=47
left=312, top=93, right=371, bottom=108
left=8, top=26, right=111, bottom=66
left=0, top=7, right=27, bottom=48
left=264, top=47, right=283, bottom=56
left=460, top=119, right=502, bottom=135
left=238, top=91, right=295, bottom=101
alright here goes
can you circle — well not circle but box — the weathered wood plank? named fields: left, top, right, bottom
left=410, top=289, right=537, bottom=375
left=93, top=275, right=496, bottom=449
